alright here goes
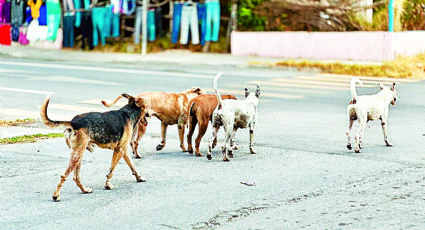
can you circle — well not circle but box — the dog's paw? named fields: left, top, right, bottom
left=134, top=153, right=142, bottom=159
left=52, top=194, right=61, bottom=202
left=188, top=149, right=194, bottom=154
left=228, top=152, right=234, bottom=158
left=223, top=157, right=230, bottom=162
left=347, top=144, right=352, bottom=150
left=250, top=148, right=257, bottom=154
left=385, top=141, right=393, bottom=147
left=355, top=149, right=361, bottom=153
left=156, top=144, right=165, bottom=151
left=195, top=152, right=203, bottom=157
left=83, top=187, right=93, bottom=194
left=136, top=176, right=146, bottom=182
left=105, top=183, right=115, bottom=190
left=207, top=154, right=212, bottom=160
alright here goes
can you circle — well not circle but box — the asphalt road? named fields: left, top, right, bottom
left=1, top=57, right=425, bottom=229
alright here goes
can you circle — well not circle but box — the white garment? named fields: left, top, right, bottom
left=180, top=2, right=199, bottom=45
left=26, top=19, right=48, bottom=42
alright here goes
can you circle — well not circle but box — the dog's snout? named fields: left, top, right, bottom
left=145, top=112, right=150, bottom=118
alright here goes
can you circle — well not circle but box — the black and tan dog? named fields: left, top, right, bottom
left=40, top=94, right=149, bottom=201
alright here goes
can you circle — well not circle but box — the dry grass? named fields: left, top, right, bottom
left=274, top=53, right=425, bottom=79
left=0, top=118, right=36, bottom=127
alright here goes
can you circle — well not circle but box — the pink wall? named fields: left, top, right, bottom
left=231, top=31, right=425, bottom=61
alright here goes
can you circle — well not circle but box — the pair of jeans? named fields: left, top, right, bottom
left=180, top=2, right=199, bottom=45
left=11, top=0, right=24, bottom=26
left=12, top=25, right=19, bottom=41
left=63, top=15, right=74, bottom=47
left=92, top=6, right=113, bottom=46
left=81, top=12, right=94, bottom=50
left=197, top=3, right=206, bottom=45
left=1, top=1, right=10, bottom=23
left=46, top=0, right=61, bottom=41
left=134, top=7, right=155, bottom=44
left=205, top=0, right=220, bottom=42
left=171, top=2, right=182, bottom=44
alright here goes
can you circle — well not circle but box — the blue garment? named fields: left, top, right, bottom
left=205, top=0, right=220, bottom=42
left=111, top=12, right=119, bottom=37
left=134, top=7, right=156, bottom=44
left=63, top=15, right=74, bottom=47
left=38, top=4, right=47, bottom=25
left=197, top=3, right=206, bottom=45
left=73, top=0, right=81, bottom=27
left=25, top=6, right=32, bottom=24
left=121, top=0, right=135, bottom=15
left=171, top=2, right=182, bottom=44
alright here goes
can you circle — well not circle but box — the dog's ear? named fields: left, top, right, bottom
left=390, top=82, right=396, bottom=91
left=135, top=98, right=148, bottom=109
left=255, top=84, right=261, bottom=98
left=122, top=93, right=136, bottom=104
left=244, top=85, right=250, bottom=98
left=378, top=82, right=385, bottom=90
left=192, top=87, right=205, bottom=95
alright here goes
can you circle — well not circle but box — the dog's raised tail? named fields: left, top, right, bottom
left=350, top=77, right=363, bottom=103
left=40, top=96, right=72, bottom=128
left=214, top=72, right=223, bottom=109
left=101, top=95, right=123, bottom=108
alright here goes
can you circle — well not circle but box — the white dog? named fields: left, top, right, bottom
left=208, top=73, right=260, bottom=161
left=346, top=77, right=398, bottom=153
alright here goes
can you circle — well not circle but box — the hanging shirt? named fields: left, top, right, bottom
left=121, top=0, right=135, bottom=15
left=27, top=0, right=42, bottom=19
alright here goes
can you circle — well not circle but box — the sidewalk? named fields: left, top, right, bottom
left=0, top=44, right=286, bottom=67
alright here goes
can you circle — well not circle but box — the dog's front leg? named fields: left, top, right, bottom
left=207, top=126, right=220, bottom=160
left=249, top=124, right=257, bottom=154
left=380, top=117, right=393, bottom=146
left=228, top=128, right=237, bottom=158
left=156, top=122, right=168, bottom=151
left=346, top=118, right=354, bottom=150
left=132, top=123, right=147, bottom=159
left=105, top=148, right=125, bottom=190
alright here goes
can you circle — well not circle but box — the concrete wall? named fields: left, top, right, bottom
left=231, top=31, right=425, bottom=61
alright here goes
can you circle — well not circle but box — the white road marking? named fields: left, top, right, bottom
left=32, top=76, right=125, bottom=86
left=0, top=86, right=53, bottom=95
left=247, top=80, right=348, bottom=91
left=0, top=61, right=214, bottom=79
left=203, top=88, right=304, bottom=99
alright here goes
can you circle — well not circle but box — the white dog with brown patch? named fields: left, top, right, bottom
left=208, top=73, right=260, bottom=161
left=346, top=77, right=398, bottom=153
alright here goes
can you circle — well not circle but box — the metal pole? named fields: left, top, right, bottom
left=142, top=0, right=148, bottom=55
left=388, top=0, right=394, bottom=32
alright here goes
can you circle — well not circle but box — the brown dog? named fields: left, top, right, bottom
left=186, top=94, right=237, bottom=157
left=41, top=94, right=149, bottom=201
left=102, top=87, right=206, bottom=158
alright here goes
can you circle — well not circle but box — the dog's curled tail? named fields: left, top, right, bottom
left=40, top=96, right=72, bottom=128
left=214, top=72, right=223, bottom=109
left=101, top=95, right=123, bottom=108
left=350, top=77, right=363, bottom=102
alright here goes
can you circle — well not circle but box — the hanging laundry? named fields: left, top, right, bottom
left=27, top=0, right=42, bottom=19
left=11, top=0, right=24, bottom=26
left=73, top=0, right=82, bottom=27
left=92, top=6, right=113, bottom=47
left=155, top=7, right=163, bottom=38
left=197, top=3, right=206, bottom=45
left=0, top=0, right=4, bottom=23
left=46, top=0, right=61, bottom=41
left=18, top=25, right=29, bottom=45
left=121, top=0, right=135, bottom=15
left=24, top=6, right=32, bottom=24
left=26, top=19, right=48, bottom=42
left=63, top=14, right=74, bottom=47
left=0, top=23, right=11, bottom=45
left=205, top=0, right=220, bottom=42
left=134, top=7, right=156, bottom=44
left=1, top=1, right=10, bottom=23
left=171, top=2, right=182, bottom=44
left=180, top=1, right=199, bottom=45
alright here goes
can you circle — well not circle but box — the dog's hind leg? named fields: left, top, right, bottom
left=380, top=116, right=393, bottom=146
left=178, top=123, right=188, bottom=152
left=156, top=122, right=168, bottom=151
left=73, top=159, right=93, bottom=194
left=52, top=131, right=88, bottom=201
left=346, top=118, right=354, bottom=150
left=187, top=115, right=197, bottom=154
left=122, top=148, right=146, bottom=182
left=194, top=119, right=208, bottom=157
left=207, top=126, right=220, bottom=160
left=132, top=123, right=146, bottom=159
left=355, top=118, right=366, bottom=153
left=249, top=124, right=257, bottom=154
left=228, top=128, right=238, bottom=158
left=105, top=147, right=125, bottom=190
